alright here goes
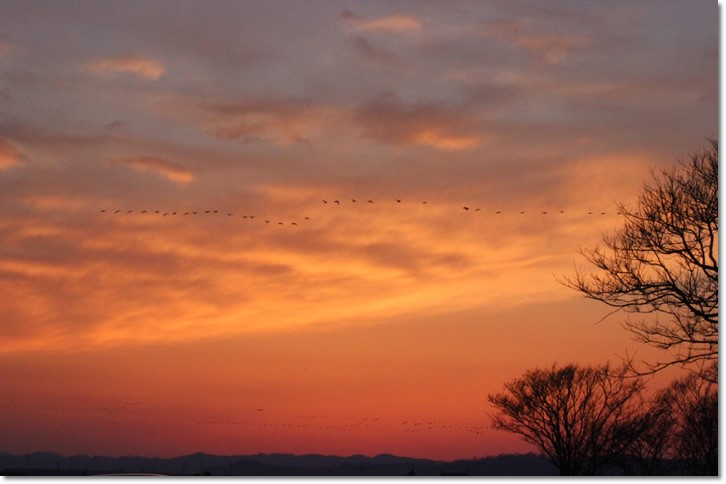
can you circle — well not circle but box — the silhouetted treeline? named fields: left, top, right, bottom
left=488, top=363, right=717, bottom=476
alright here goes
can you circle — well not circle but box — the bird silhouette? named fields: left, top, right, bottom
left=542, top=211, right=548, bottom=214
left=463, top=207, right=470, bottom=211
left=475, top=208, right=481, bottom=211
left=304, top=216, right=310, bottom=220
left=334, top=200, right=340, bottom=205
left=352, top=199, right=357, bottom=203
left=141, top=210, right=148, bottom=214
left=163, top=212, right=169, bottom=217
left=368, top=200, right=373, bottom=204
left=323, top=200, right=328, bottom=204
left=396, top=199, right=402, bottom=203
left=127, top=210, right=133, bottom=214
left=495, top=211, right=501, bottom=214
left=100, top=209, right=107, bottom=213
left=422, top=201, right=427, bottom=204
left=291, top=222, right=298, bottom=226
left=265, top=220, right=270, bottom=223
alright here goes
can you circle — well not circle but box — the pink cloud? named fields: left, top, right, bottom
left=85, top=54, right=165, bottom=80
left=114, top=155, right=195, bottom=184
left=341, top=9, right=422, bottom=34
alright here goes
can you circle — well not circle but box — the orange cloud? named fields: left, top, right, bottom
left=0, top=139, right=25, bottom=170
left=114, top=155, right=195, bottom=184
left=0, top=181, right=614, bottom=354
left=411, top=130, right=479, bottom=150
left=86, top=54, right=165, bottom=80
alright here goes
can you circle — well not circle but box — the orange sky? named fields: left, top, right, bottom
left=0, top=0, right=718, bottom=461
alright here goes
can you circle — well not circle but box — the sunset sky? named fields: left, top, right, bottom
left=0, top=1, right=718, bottom=461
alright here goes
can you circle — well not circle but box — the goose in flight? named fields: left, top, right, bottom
left=334, top=200, right=340, bottom=205
left=368, top=200, right=374, bottom=204
left=352, top=199, right=357, bottom=203
left=463, top=207, right=470, bottom=211
left=495, top=211, right=501, bottom=214
left=100, top=209, right=107, bottom=213
left=396, top=199, right=401, bottom=203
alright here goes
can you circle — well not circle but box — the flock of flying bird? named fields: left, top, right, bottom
left=98, top=198, right=616, bottom=227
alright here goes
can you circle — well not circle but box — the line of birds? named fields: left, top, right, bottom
left=6, top=400, right=490, bottom=435
left=99, top=209, right=309, bottom=226
left=193, top=417, right=488, bottom=435
left=99, top=197, right=618, bottom=224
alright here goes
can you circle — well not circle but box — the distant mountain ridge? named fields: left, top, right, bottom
left=1, top=451, right=557, bottom=476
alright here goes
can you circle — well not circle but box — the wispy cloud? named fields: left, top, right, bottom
left=201, top=99, right=340, bottom=146
left=114, top=155, right=195, bottom=184
left=354, top=94, right=481, bottom=150
left=0, top=139, right=25, bottom=170
left=340, top=9, right=422, bottom=34
left=85, top=54, right=165, bottom=80
left=514, top=33, right=590, bottom=65
left=0, top=40, right=14, bottom=59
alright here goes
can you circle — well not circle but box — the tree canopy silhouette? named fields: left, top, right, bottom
left=487, top=363, right=651, bottom=476
left=563, top=140, right=718, bottom=381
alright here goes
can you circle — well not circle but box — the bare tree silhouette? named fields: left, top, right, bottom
left=562, top=140, right=718, bottom=382
left=664, top=373, right=718, bottom=475
left=488, top=363, right=652, bottom=476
